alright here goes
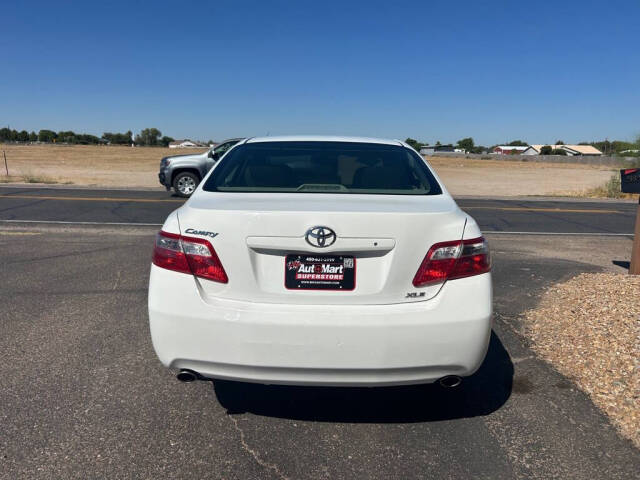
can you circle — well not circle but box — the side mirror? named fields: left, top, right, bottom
left=212, top=152, right=221, bottom=161
left=207, top=150, right=215, bottom=159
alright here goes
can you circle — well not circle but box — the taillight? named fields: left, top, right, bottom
left=412, top=236, right=490, bottom=287
left=152, top=230, right=228, bottom=283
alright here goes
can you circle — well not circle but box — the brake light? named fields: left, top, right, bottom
left=152, top=230, right=228, bottom=283
left=412, top=237, right=490, bottom=287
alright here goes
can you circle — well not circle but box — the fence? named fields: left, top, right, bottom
left=426, top=152, right=638, bottom=167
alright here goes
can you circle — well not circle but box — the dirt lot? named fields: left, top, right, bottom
left=0, top=144, right=207, bottom=188
left=427, top=157, right=616, bottom=197
left=0, top=144, right=617, bottom=196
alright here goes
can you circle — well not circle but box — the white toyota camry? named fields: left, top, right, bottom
left=148, top=136, right=492, bottom=387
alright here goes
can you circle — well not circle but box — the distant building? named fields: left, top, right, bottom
left=492, top=146, right=530, bottom=154
left=530, top=145, right=603, bottom=156
left=521, top=146, right=539, bottom=155
left=419, top=145, right=455, bottom=155
left=169, top=140, right=199, bottom=148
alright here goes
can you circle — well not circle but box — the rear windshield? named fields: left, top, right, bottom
left=202, top=141, right=442, bottom=195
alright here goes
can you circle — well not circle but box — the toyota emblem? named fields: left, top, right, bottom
left=305, top=226, right=336, bottom=248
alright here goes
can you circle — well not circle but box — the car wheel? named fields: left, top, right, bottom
left=173, top=172, right=199, bottom=197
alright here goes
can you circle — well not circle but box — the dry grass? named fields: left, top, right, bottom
left=0, top=173, right=63, bottom=184
left=524, top=273, right=640, bottom=447
left=575, top=174, right=637, bottom=199
left=0, top=144, right=620, bottom=196
left=427, top=156, right=615, bottom=197
left=0, top=144, right=206, bottom=187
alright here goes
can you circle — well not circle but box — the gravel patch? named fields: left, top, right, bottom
left=524, top=273, right=640, bottom=447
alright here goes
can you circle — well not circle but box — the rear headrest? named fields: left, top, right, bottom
left=352, top=166, right=412, bottom=189
left=243, top=164, right=299, bottom=188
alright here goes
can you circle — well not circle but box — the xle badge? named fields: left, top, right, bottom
left=406, top=292, right=426, bottom=298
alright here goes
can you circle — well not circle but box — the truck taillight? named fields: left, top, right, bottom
left=412, top=237, right=490, bottom=287
left=152, top=231, right=228, bottom=283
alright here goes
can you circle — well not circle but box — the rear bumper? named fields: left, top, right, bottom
left=148, top=265, right=492, bottom=386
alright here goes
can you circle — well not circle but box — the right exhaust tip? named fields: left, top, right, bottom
left=176, top=369, right=198, bottom=383
left=438, top=375, right=462, bottom=388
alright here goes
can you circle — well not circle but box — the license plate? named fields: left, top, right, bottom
left=285, top=254, right=356, bottom=290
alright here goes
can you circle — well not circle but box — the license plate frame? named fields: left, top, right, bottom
left=285, top=254, right=356, bottom=290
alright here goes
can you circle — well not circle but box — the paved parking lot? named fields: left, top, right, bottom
left=1, top=224, right=638, bottom=479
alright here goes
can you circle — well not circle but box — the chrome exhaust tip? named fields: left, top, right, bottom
left=176, top=369, right=198, bottom=383
left=438, top=375, right=462, bottom=388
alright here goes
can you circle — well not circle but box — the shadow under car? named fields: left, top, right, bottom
left=212, top=330, right=513, bottom=423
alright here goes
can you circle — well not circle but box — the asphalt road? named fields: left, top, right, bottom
left=0, top=224, right=638, bottom=479
left=0, top=185, right=637, bottom=234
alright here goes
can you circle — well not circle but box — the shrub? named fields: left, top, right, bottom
left=539, top=145, right=552, bottom=155
left=588, top=174, right=623, bottom=198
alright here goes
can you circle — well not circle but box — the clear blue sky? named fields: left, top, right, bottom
left=2, top=0, right=639, bottom=146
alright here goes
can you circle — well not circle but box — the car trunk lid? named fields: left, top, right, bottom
left=177, top=192, right=467, bottom=305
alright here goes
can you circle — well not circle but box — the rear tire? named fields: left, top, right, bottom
left=173, top=172, right=199, bottom=197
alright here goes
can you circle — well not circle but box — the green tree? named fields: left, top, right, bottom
left=555, top=140, right=564, bottom=145
left=102, top=131, right=133, bottom=145
left=75, top=134, right=101, bottom=144
left=507, top=140, right=528, bottom=146
left=57, top=131, right=77, bottom=143
left=610, top=140, right=636, bottom=153
left=539, top=145, right=552, bottom=155
left=17, top=130, right=29, bottom=142
left=135, top=128, right=162, bottom=146
left=29, top=131, right=37, bottom=141
left=0, top=128, right=15, bottom=141
left=404, top=138, right=423, bottom=151
left=456, top=137, right=474, bottom=153
left=38, top=129, right=57, bottom=142
left=592, top=140, right=612, bottom=155
left=551, top=148, right=568, bottom=155
left=161, top=136, right=175, bottom=147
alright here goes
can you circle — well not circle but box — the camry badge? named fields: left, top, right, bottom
left=184, top=228, right=218, bottom=239
left=305, top=226, right=336, bottom=248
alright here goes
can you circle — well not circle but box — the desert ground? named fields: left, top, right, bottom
left=0, top=144, right=618, bottom=197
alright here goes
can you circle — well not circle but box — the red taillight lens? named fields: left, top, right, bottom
left=152, top=231, right=190, bottom=273
left=449, top=237, right=491, bottom=280
left=412, top=237, right=490, bottom=287
left=152, top=230, right=228, bottom=283
left=412, top=239, right=462, bottom=287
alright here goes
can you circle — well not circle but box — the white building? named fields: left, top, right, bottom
left=419, top=145, right=455, bottom=155
left=169, top=140, right=199, bottom=149
left=530, top=145, right=603, bottom=156
left=492, top=146, right=530, bottom=154
left=521, top=146, right=539, bottom=155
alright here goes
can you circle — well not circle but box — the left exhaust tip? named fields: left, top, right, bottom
left=438, top=375, right=462, bottom=388
left=176, top=369, right=198, bottom=382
